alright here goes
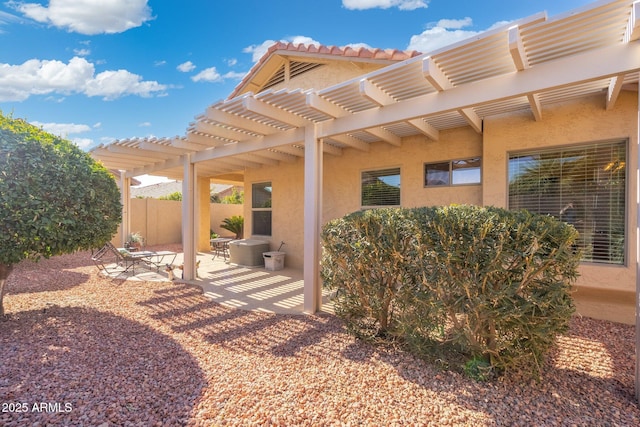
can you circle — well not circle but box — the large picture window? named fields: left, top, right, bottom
left=361, top=168, right=401, bottom=207
left=508, top=140, right=626, bottom=264
left=252, top=182, right=272, bottom=236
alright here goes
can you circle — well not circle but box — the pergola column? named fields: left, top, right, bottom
left=635, top=72, right=640, bottom=404
left=120, top=172, right=131, bottom=247
left=182, top=154, right=197, bottom=280
left=303, top=124, right=323, bottom=313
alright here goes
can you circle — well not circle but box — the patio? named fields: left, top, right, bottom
left=98, top=246, right=335, bottom=315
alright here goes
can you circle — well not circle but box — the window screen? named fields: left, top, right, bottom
left=508, top=141, right=626, bottom=264
left=361, top=168, right=401, bottom=207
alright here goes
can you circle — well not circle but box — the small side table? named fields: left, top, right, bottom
left=211, top=238, right=233, bottom=261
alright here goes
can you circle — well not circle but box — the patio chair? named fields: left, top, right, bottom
left=92, top=241, right=148, bottom=276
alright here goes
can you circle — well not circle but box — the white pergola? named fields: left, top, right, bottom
left=92, top=0, right=639, bottom=310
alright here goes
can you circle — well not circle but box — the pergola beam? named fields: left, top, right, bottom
left=243, top=96, right=309, bottom=127
left=606, top=75, right=625, bottom=111
left=140, top=141, right=190, bottom=156
left=186, top=131, right=231, bottom=147
left=319, top=42, right=640, bottom=138
left=205, top=106, right=277, bottom=135
left=192, top=127, right=305, bottom=163
left=359, top=78, right=395, bottom=106
left=365, top=127, right=402, bottom=146
left=407, top=118, right=439, bottom=141
left=328, top=134, right=370, bottom=151
left=626, top=1, right=640, bottom=42
left=306, top=92, right=346, bottom=118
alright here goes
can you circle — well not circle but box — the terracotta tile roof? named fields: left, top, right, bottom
left=228, top=42, right=422, bottom=99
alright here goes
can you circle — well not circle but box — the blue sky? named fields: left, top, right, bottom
left=0, top=0, right=594, bottom=183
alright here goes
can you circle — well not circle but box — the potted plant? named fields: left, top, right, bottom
left=125, top=232, right=144, bottom=251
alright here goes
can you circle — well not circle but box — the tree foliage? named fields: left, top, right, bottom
left=0, top=112, right=122, bottom=316
left=159, top=191, right=182, bottom=201
left=220, top=215, right=244, bottom=239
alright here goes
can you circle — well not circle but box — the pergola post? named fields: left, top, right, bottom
left=635, top=73, right=640, bottom=404
left=182, top=155, right=197, bottom=280
left=303, top=124, right=323, bottom=314
left=120, top=172, right=131, bottom=247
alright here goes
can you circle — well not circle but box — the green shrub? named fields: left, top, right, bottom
left=321, top=208, right=420, bottom=339
left=404, top=205, right=579, bottom=377
left=220, top=215, right=244, bottom=239
left=321, top=205, right=580, bottom=378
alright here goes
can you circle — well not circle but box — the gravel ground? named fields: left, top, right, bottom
left=1, top=249, right=639, bottom=426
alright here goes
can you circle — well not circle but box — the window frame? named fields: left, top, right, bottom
left=360, top=167, right=401, bottom=209
left=507, top=139, right=628, bottom=266
left=424, top=157, right=482, bottom=187
left=251, top=181, right=272, bottom=236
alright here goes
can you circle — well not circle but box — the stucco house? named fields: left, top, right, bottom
left=91, top=0, right=640, bottom=323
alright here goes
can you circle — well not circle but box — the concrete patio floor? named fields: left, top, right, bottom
left=100, top=250, right=335, bottom=315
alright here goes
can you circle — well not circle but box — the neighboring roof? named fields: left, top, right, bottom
left=90, top=0, right=640, bottom=181
left=131, top=180, right=234, bottom=198
left=228, top=42, right=422, bottom=99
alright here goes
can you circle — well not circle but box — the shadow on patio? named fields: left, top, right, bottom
left=99, top=249, right=334, bottom=315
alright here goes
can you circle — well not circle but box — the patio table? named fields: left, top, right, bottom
left=211, top=238, right=233, bottom=261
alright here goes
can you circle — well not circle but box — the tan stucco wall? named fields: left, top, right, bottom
left=244, top=91, right=638, bottom=323
left=244, top=158, right=305, bottom=268
left=113, top=199, right=242, bottom=248
left=244, top=127, right=483, bottom=269
left=210, top=203, right=246, bottom=238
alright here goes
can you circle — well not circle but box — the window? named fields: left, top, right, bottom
left=508, top=140, right=626, bottom=265
left=252, top=182, right=272, bottom=236
left=361, top=168, right=401, bottom=207
left=425, top=158, right=481, bottom=186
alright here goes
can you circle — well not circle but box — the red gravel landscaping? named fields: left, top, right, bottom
left=1, top=250, right=639, bottom=426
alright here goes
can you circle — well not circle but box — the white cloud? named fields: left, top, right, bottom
left=177, top=61, right=196, bottom=72
left=31, top=121, right=91, bottom=136
left=436, top=17, right=472, bottom=30
left=243, top=35, right=321, bottom=63
left=154, top=60, right=166, bottom=67
left=30, top=120, right=94, bottom=148
left=93, top=122, right=101, bottom=128
left=0, top=10, right=22, bottom=32
left=84, top=69, right=166, bottom=100
left=139, top=121, right=151, bottom=127
left=73, top=48, right=90, bottom=56
left=71, top=137, right=93, bottom=149
left=342, top=0, right=428, bottom=11
left=222, top=71, right=246, bottom=80
left=0, top=56, right=167, bottom=101
left=11, top=0, right=153, bottom=35
left=191, top=67, right=221, bottom=83
left=407, top=17, right=479, bottom=53
left=226, top=58, right=237, bottom=67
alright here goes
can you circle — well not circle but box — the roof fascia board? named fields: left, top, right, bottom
left=319, top=41, right=640, bottom=138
